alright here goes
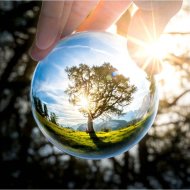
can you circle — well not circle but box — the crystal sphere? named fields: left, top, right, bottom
left=31, top=31, right=159, bottom=159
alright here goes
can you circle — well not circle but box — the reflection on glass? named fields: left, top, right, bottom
left=31, top=32, right=159, bottom=159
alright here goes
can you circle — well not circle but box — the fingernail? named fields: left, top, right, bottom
left=29, top=45, right=41, bottom=61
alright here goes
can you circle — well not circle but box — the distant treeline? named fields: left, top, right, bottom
left=33, top=96, right=58, bottom=125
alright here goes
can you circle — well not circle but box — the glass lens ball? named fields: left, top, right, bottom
left=31, top=31, right=159, bottom=159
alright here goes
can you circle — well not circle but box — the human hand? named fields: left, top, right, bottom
left=29, top=0, right=182, bottom=74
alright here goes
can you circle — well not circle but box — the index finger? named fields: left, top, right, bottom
left=35, top=1, right=65, bottom=50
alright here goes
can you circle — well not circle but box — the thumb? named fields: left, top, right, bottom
left=127, top=1, right=183, bottom=74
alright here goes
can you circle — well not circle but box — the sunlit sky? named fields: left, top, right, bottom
left=107, top=1, right=189, bottom=97
left=108, top=1, right=190, bottom=137
left=32, top=32, right=151, bottom=127
left=156, top=1, right=190, bottom=98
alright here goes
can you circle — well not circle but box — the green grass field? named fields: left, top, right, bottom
left=35, top=111, right=150, bottom=153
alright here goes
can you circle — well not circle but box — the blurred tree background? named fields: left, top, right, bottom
left=0, top=1, right=190, bottom=189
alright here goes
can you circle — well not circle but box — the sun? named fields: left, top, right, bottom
left=144, top=40, right=167, bottom=60
left=79, top=96, right=89, bottom=109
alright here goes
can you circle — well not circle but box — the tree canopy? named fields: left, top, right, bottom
left=65, top=63, right=137, bottom=132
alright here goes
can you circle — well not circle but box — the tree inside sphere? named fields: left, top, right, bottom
left=31, top=32, right=159, bottom=159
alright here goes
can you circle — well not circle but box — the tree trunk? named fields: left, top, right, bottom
left=87, top=114, right=94, bottom=133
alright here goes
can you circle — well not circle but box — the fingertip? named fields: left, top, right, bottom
left=29, top=44, right=47, bottom=61
left=35, top=1, right=65, bottom=50
left=29, top=45, right=39, bottom=61
left=36, top=18, right=61, bottom=50
left=29, top=35, right=60, bottom=61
